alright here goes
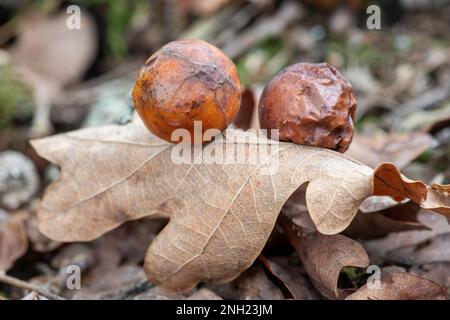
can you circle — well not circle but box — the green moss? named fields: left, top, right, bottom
left=327, top=37, right=389, bottom=69
left=79, top=0, right=148, bottom=60
left=339, top=266, right=369, bottom=289
left=0, top=66, right=33, bottom=130
left=237, top=37, right=284, bottom=86
left=355, top=114, right=382, bottom=131
left=416, top=149, right=433, bottom=163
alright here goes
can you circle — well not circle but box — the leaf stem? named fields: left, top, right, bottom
left=0, top=271, right=65, bottom=300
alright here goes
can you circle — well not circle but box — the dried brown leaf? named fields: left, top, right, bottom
left=345, top=212, right=426, bottom=239
left=31, top=119, right=450, bottom=291
left=132, top=286, right=184, bottom=300
left=26, top=214, right=61, bottom=252
left=259, top=255, right=319, bottom=300
left=346, top=272, right=447, bottom=300
left=410, top=263, right=450, bottom=290
left=346, top=132, right=434, bottom=169
left=31, top=119, right=375, bottom=290
left=282, top=185, right=317, bottom=232
left=72, top=265, right=148, bottom=300
left=0, top=210, right=28, bottom=271
left=21, top=292, right=49, bottom=300
left=187, top=288, right=222, bottom=300
left=387, top=232, right=450, bottom=265
left=344, top=202, right=428, bottom=239
left=204, top=263, right=284, bottom=300
left=363, top=210, right=450, bottom=261
left=373, top=163, right=450, bottom=215
left=12, top=12, right=97, bottom=88
left=52, top=243, right=96, bottom=271
left=285, top=186, right=427, bottom=239
left=279, top=215, right=369, bottom=299
left=52, top=219, right=164, bottom=281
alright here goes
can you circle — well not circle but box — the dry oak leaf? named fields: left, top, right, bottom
left=259, top=255, right=319, bottom=300
left=204, top=263, right=284, bottom=300
left=30, top=119, right=450, bottom=291
left=344, top=201, right=428, bottom=239
left=346, top=272, right=447, bottom=300
left=0, top=210, right=28, bottom=271
left=373, top=163, right=450, bottom=215
left=279, top=215, right=369, bottom=299
left=346, top=131, right=434, bottom=169
left=12, top=12, right=97, bottom=88
left=362, top=210, right=450, bottom=260
left=387, top=232, right=450, bottom=266
left=410, top=263, right=450, bottom=290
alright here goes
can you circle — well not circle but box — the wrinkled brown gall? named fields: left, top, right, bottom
left=259, top=62, right=356, bottom=153
left=132, top=39, right=241, bottom=143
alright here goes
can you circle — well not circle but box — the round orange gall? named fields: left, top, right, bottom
left=132, top=40, right=241, bottom=143
left=259, top=62, right=356, bottom=153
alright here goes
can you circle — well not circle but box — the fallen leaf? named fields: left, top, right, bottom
left=281, top=184, right=317, bottom=232
left=344, top=202, right=428, bottom=239
left=279, top=215, right=369, bottom=299
left=131, top=285, right=221, bottom=300
left=373, top=162, right=450, bottom=215
left=187, top=288, right=222, bottom=300
left=362, top=210, right=450, bottom=263
left=0, top=210, right=28, bottom=271
left=53, top=243, right=93, bottom=266
left=21, top=292, right=49, bottom=300
left=346, top=131, right=434, bottom=169
left=72, top=265, right=149, bottom=300
left=345, top=212, right=426, bottom=239
left=387, top=232, right=450, bottom=265
left=410, top=263, right=450, bottom=290
left=132, top=286, right=184, bottom=300
left=10, top=12, right=98, bottom=137
left=31, top=118, right=450, bottom=291
left=12, top=12, right=97, bottom=88
left=92, top=218, right=166, bottom=266
left=25, top=208, right=61, bottom=252
left=285, top=185, right=427, bottom=239
left=51, top=219, right=165, bottom=298
left=31, top=118, right=375, bottom=290
left=346, top=271, right=447, bottom=300
left=346, top=131, right=435, bottom=212
left=259, top=255, right=319, bottom=300
left=350, top=131, right=436, bottom=214
left=359, top=195, right=405, bottom=213
left=204, top=263, right=284, bottom=300
left=400, top=103, right=450, bottom=133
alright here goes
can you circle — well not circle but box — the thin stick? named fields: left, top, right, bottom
left=0, top=272, right=65, bottom=300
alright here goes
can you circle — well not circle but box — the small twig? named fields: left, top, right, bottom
left=0, top=272, right=65, bottom=300
left=221, top=2, right=304, bottom=59
left=31, top=83, right=54, bottom=138
left=395, top=84, right=450, bottom=116
left=107, top=280, right=154, bottom=300
left=0, top=17, right=18, bottom=46
left=390, top=83, right=450, bottom=131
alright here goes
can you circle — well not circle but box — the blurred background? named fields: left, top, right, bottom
left=0, top=0, right=450, bottom=299
left=2, top=0, right=450, bottom=177
left=1, top=0, right=449, bottom=138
